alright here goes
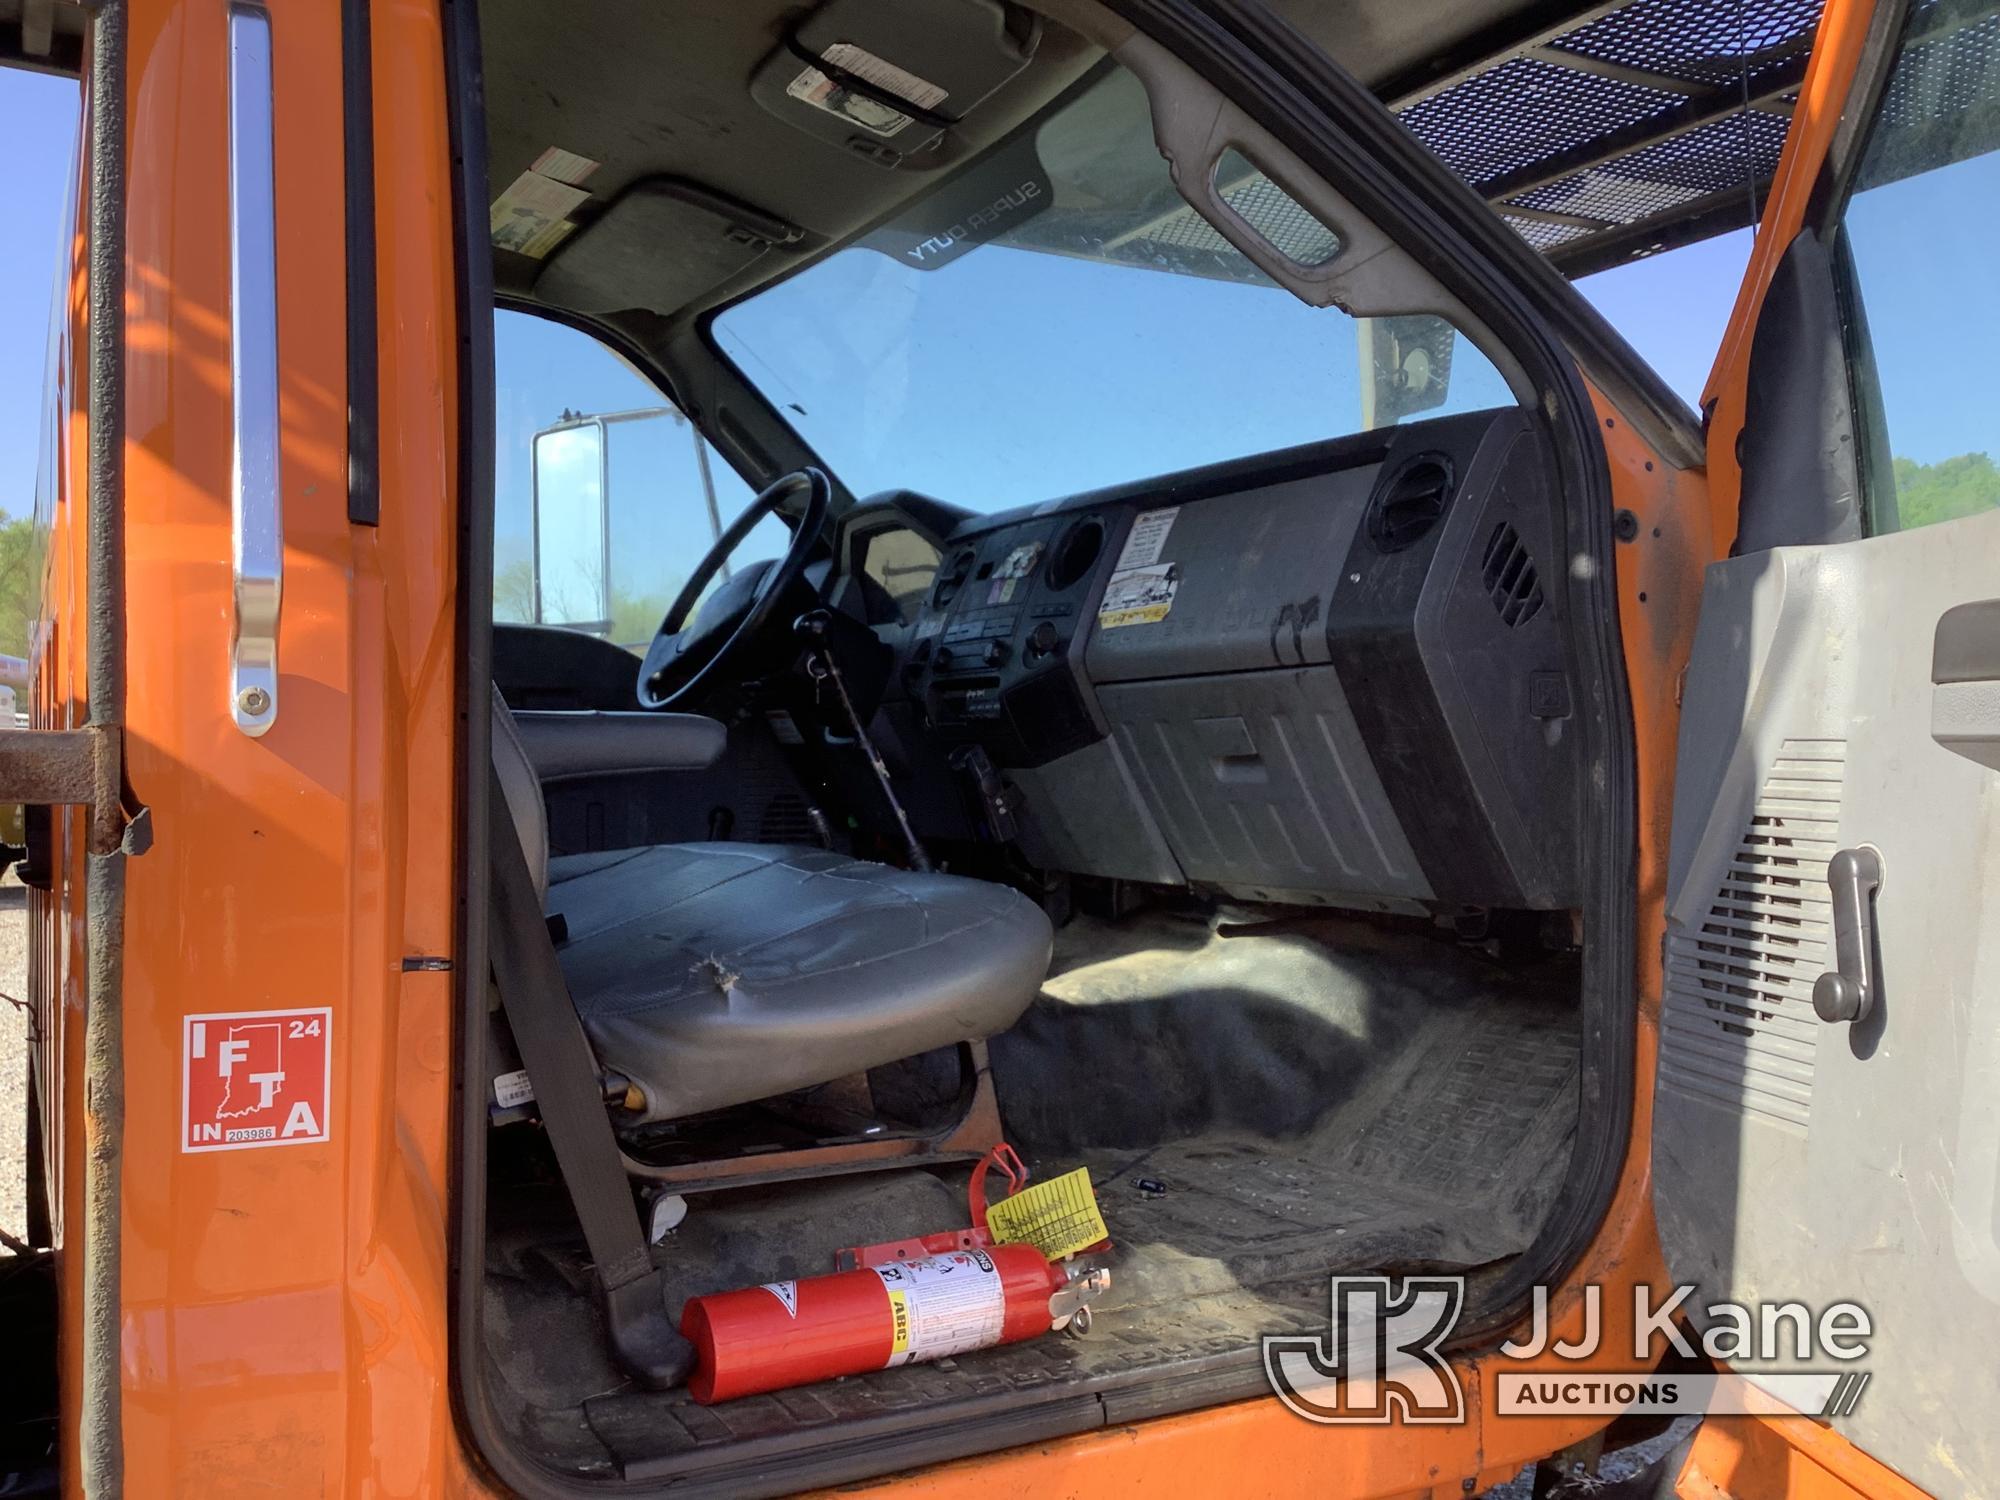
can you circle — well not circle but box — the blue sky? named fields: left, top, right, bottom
left=0, top=69, right=78, bottom=524
left=492, top=312, right=780, bottom=616
left=713, top=241, right=1520, bottom=509
left=713, top=233, right=1752, bottom=511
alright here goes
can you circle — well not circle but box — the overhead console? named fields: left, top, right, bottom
left=899, top=408, right=1583, bottom=913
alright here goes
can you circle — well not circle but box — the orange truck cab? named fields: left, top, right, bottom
left=5, top=0, right=1998, bottom=1493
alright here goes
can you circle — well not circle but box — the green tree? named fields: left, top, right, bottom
left=611, top=589, right=674, bottom=651
left=1890, top=452, right=2000, bottom=530
left=492, top=553, right=678, bottom=655
left=0, top=512, right=43, bottom=659
left=494, top=558, right=536, bottom=623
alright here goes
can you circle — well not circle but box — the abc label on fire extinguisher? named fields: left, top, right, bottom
left=874, top=1251, right=1008, bottom=1366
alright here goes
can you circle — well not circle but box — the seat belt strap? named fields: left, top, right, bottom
left=485, top=767, right=694, bottom=1389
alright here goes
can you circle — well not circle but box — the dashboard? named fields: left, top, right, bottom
left=493, top=407, right=1589, bottom=919
left=858, top=407, right=1584, bottom=916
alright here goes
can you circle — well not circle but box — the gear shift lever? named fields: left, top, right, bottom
left=795, top=611, right=932, bottom=872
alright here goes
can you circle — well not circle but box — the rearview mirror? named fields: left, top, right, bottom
left=531, top=421, right=611, bottom=633
left=1358, top=314, right=1459, bottom=428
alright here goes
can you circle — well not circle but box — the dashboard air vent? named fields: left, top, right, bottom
left=1046, top=517, right=1105, bottom=592
left=1481, top=521, right=1545, bottom=627
left=1366, top=454, right=1452, bottom=553
left=931, top=547, right=977, bottom=609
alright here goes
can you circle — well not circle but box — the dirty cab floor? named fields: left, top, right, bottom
left=482, top=910, right=1580, bottom=1480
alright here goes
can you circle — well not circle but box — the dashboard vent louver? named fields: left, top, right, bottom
left=931, top=547, right=977, bottom=609
left=1046, top=517, right=1105, bottom=592
left=1366, top=454, right=1452, bottom=553
left=1480, top=521, right=1545, bottom=627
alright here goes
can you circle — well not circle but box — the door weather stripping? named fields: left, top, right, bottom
left=227, top=1, right=283, bottom=737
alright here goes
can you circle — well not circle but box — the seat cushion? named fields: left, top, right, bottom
left=545, top=843, right=1053, bottom=1124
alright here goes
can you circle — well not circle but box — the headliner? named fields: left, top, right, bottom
left=6, top=0, right=1825, bottom=310
left=471, top=0, right=1823, bottom=333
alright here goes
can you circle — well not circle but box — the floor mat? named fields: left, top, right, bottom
left=481, top=910, right=1580, bottom=1482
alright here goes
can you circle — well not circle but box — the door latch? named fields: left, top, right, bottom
left=1812, top=845, right=1884, bottom=1024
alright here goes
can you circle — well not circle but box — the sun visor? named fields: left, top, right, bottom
left=533, top=179, right=805, bottom=316
left=749, top=0, right=1041, bottom=169
left=857, top=132, right=1052, bottom=270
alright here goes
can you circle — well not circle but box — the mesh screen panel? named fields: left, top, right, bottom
left=1389, top=0, right=1827, bottom=271
left=1877, top=4, right=2000, bottom=129
left=1507, top=111, right=1791, bottom=224
left=1401, top=55, right=1682, bottom=189
left=1502, top=215, right=1595, bottom=250
left=1549, top=0, right=1823, bottom=86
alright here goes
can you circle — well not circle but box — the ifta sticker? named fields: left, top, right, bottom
left=182, top=1007, right=332, bottom=1152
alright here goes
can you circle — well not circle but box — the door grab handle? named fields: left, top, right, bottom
left=228, top=2, right=281, bottom=736
left=1813, top=845, right=1883, bottom=1024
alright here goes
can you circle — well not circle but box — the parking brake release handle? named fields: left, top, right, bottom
left=1812, top=845, right=1883, bottom=1024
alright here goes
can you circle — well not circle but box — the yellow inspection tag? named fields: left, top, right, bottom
left=984, top=1167, right=1109, bottom=1262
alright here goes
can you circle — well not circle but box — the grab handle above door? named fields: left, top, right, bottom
left=1932, top=599, right=2000, bottom=771
left=227, top=2, right=281, bottom=737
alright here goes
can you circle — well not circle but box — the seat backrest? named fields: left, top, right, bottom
left=491, top=686, right=549, bottom=902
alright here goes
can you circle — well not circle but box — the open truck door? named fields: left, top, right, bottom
left=1656, top=0, right=2000, bottom=1494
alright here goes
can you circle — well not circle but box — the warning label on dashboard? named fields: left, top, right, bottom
left=1115, top=507, right=1179, bottom=570
left=182, top=1007, right=332, bottom=1153
left=1098, top=563, right=1178, bottom=628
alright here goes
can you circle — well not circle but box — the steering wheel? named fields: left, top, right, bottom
left=636, top=467, right=832, bottom=710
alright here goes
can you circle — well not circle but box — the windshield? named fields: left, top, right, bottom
left=713, top=66, right=1512, bottom=513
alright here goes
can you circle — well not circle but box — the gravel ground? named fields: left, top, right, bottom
left=1480, top=1417, right=1698, bottom=1497
left=0, top=879, right=26, bottom=1241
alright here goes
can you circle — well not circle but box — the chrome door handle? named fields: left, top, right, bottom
left=1813, top=845, right=1884, bottom=1024
left=228, top=2, right=281, bottom=736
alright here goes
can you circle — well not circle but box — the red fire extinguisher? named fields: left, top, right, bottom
left=682, top=1243, right=1106, bottom=1404
left=679, top=1146, right=1112, bottom=1404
